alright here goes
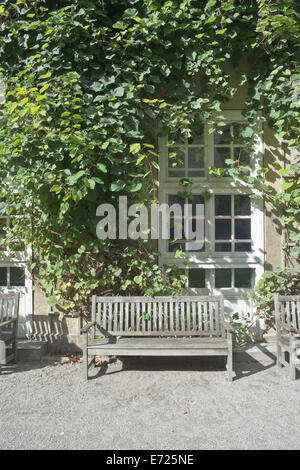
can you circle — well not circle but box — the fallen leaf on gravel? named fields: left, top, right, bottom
left=95, top=359, right=108, bottom=367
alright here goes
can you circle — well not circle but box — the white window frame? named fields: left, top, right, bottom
left=158, top=110, right=265, bottom=298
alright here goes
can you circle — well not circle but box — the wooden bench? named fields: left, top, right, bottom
left=0, top=293, right=20, bottom=375
left=81, top=295, right=233, bottom=381
left=274, top=294, right=300, bottom=380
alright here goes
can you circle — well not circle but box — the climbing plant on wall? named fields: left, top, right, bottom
left=0, top=0, right=298, bottom=317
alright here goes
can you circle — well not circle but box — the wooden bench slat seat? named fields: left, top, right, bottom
left=81, top=295, right=233, bottom=381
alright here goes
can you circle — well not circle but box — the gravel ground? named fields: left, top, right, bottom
left=0, top=355, right=299, bottom=450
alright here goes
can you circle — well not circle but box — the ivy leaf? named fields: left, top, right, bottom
left=130, top=143, right=141, bottom=154
left=111, top=180, right=125, bottom=192
left=38, top=72, right=51, bottom=79
left=281, top=181, right=294, bottom=191
left=130, top=182, right=142, bottom=192
left=114, top=86, right=124, bottom=97
left=97, top=163, right=107, bottom=173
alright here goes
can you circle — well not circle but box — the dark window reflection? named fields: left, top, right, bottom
left=234, top=268, right=253, bottom=288
left=215, top=195, right=231, bottom=216
left=0, top=267, right=7, bottom=286
left=215, top=269, right=232, bottom=288
left=10, top=267, right=25, bottom=287
left=235, top=219, right=251, bottom=239
left=234, top=195, right=251, bottom=216
left=215, top=219, right=231, bottom=240
left=188, top=269, right=205, bottom=288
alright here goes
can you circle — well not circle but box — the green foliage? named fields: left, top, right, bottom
left=250, top=268, right=300, bottom=326
left=0, top=0, right=298, bottom=317
left=230, top=313, right=254, bottom=347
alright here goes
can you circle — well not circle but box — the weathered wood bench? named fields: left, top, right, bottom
left=81, top=295, right=233, bottom=381
left=0, top=293, right=20, bottom=375
left=274, top=294, right=300, bottom=380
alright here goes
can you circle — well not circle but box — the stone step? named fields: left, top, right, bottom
left=17, top=339, right=48, bottom=362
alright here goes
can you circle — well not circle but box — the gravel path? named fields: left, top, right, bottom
left=0, top=356, right=299, bottom=450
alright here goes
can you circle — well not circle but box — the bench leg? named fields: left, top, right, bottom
left=0, top=340, right=5, bottom=372
left=227, top=354, right=233, bottom=382
left=83, top=349, right=88, bottom=380
left=290, top=336, right=296, bottom=381
left=277, top=341, right=283, bottom=369
left=227, top=332, right=233, bottom=382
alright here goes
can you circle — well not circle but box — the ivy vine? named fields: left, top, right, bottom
left=0, top=0, right=298, bottom=317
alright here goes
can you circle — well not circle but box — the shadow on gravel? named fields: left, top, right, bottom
left=233, top=344, right=277, bottom=380
left=90, top=353, right=277, bottom=382
left=0, top=359, right=59, bottom=376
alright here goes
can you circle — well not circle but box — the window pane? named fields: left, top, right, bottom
left=234, top=148, right=250, bottom=165
left=169, top=221, right=184, bottom=241
left=234, top=268, right=253, bottom=288
left=168, top=170, right=185, bottom=177
left=188, top=119, right=204, bottom=145
left=215, top=269, right=232, bottom=288
left=214, top=125, right=231, bottom=144
left=215, top=195, right=231, bottom=216
left=188, top=269, right=205, bottom=288
left=235, top=219, right=251, bottom=239
left=168, top=194, right=185, bottom=210
left=214, top=147, right=230, bottom=167
left=188, top=147, right=204, bottom=168
left=10, top=267, right=25, bottom=287
left=232, top=123, right=245, bottom=143
left=234, top=242, right=252, bottom=252
left=168, top=147, right=185, bottom=168
left=215, top=242, right=232, bottom=252
left=168, top=242, right=186, bottom=252
left=189, top=195, right=205, bottom=218
left=234, top=195, right=251, bottom=216
left=169, top=131, right=185, bottom=145
left=0, top=267, right=7, bottom=286
left=215, top=219, right=231, bottom=240
left=183, top=218, right=197, bottom=240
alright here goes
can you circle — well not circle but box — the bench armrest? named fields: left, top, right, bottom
left=0, top=318, right=17, bottom=329
left=224, top=322, right=234, bottom=333
left=81, top=321, right=96, bottom=334
left=277, top=322, right=298, bottom=334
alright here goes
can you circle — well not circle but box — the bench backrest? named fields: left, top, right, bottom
left=274, top=294, right=300, bottom=332
left=92, top=295, right=225, bottom=337
left=0, top=293, right=20, bottom=328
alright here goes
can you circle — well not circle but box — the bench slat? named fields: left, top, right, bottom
left=93, top=296, right=226, bottom=338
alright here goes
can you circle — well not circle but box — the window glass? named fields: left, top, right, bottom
left=215, top=269, right=232, bottom=288
left=188, top=268, right=205, bottom=288
left=0, top=267, right=7, bottom=286
left=215, top=195, right=231, bottom=216
left=234, top=195, right=251, bottom=216
left=215, top=219, right=231, bottom=240
left=234, top=268, right=253, bottom=288
left=214, top=122, right=247, bottom=168
left=168, top=194, right=205, bottom=252
left=214, top=195, right=252, bottom=252
left=10, top=267, right=25, bottom=287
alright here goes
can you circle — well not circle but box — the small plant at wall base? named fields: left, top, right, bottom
left=249, top=268, right=300, bottom=328
left=230, top=313, right=254, bottom=347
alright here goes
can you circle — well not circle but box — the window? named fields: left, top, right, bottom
left=0, top=266, right=25, bottom=287
left=167, top=194, right=205, bottom=253
left=213, top=123, right=249, bottom=167
left=214, top=195, right=252, bottom=252
left=158, top=110, right=264, bottom=297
